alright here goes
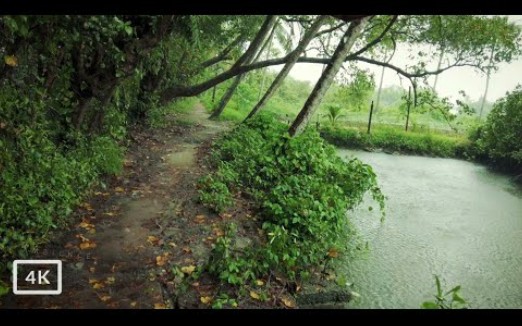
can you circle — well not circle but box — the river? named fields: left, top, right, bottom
left=339, top=149, right=522, bottom=309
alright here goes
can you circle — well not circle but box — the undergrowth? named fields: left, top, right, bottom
left=198, top=114, right=385, bottom=292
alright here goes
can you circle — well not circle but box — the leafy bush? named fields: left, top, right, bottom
left=198, top=114, right=385, bottom=285
left=0, top=132, right=123, bottom=260
left=477, top=86, right=522, bottom=174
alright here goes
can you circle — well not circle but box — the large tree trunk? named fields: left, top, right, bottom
left=209, top=75, right=243, bottom=119
left=232, top=15, right=278, bottom=69
left=432, top=48, right=444, bottom=92
left=289, top=17, right=370, bottom=137
left=209, top=15, right=278, bottom=119
left=244, top=15, right=328, bottom=122
left=256, top=20, right=278, bottom=101
left=480, top=42, right=496, bottom=119
left=374, top=65, right=385, bottom=113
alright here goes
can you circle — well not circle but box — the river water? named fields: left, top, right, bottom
left=338, top=149, right=522, bottom=309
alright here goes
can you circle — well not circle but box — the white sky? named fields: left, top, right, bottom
left=278, top=15, right=522, bottom=103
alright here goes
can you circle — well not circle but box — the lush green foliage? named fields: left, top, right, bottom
left=324, top=104, right=344, bottom=127
left=0, top=15, right=253, bottom=261
left=422, top=275, right=467, bottom=309
left=475, top=86, right=522, bottom=174
left=199, top=70, right=312, bottom=123
left=198, top=115, right=385, bottom=286
left=321, top=125, right=471, bottom=158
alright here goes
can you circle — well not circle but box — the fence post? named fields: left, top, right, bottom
left=405, top=86, right=411, bottom=132
left=367, top=100, right=374, bottom=134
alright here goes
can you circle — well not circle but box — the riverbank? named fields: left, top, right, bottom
left=320, top=125, right=473, bottom=159
left=320, top=125, right=522, bottom=186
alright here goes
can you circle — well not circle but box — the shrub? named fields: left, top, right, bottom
left=477, top=86, right=522, bottom=174
left=198, top=115, right=385, bottom=285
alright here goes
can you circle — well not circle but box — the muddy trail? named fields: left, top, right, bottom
left=1, top=103, right=232, bottom=309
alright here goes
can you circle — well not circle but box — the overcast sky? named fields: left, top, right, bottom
left=279, top=15, right=522, bottom=103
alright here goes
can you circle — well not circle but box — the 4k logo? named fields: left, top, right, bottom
left=13, top=260, right=62, bottom=295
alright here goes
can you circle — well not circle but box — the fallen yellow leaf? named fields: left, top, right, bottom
left=92, top=282, right=105, bottom=289
left=212, top=227, right=225, bottom=237
left=147, top=235, right=160, bottom=246
left=255, top=279, right=264, bottom=286
left=79, top=220, right=95, bottom=231
left=156, top=253, right=169, bottom=266
left=327, top=248, right=339, bottom=258
left=115, top=187, right=125, bottom=193
left=104, top=212, right=116, bottom=217
left=89, top=267, right=96, bottom=273
left=281, top=296, right=296, bottom=308
left=4, top=55, right=17, bottom=67
left=219, top=213, right=232, bottom=219
left=99, top=295, right=111, bottom=302
left=76, top=234, right=90, bottom=242
left=130, top=301, right=138, bottom=307
left=80, top=203, right=94, bottom=211
left=200, top=296, right=212, bottom=304
left=249, top=291, right=260, bottom=300
left=194, top=214, right=206, bottom=224
left=88, top=278, right=99, bottom=284
left=180, top=265, right=196, bottom=275
left=94, top=191, right=103, bottom=196
left=106, top=276, right=115, bottom=285
left=153, top=303, right=166, bottom=309
left=79, top=241, right=97, bottom=250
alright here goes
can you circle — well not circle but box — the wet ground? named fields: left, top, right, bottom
left=1, top=103, right=231, bottom=309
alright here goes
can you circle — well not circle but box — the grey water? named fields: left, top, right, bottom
left=339, top=149, right=522, bottom=309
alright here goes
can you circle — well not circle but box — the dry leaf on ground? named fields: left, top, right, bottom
left=249, top=291, right=260, bottom=300
left=200, top=296, right=212, bottom=304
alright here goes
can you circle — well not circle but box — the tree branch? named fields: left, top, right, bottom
left=349, top=15, right=398, bottom=58
left=233, top=15, right=277, bottom=69
left=347, top=55, right=482, bottom=78
left=316, top=22, right=346, bottom=36
left=200, top=34, right=243, bottom=69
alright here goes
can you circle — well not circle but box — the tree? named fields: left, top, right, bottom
left=289, top=17, right=370, bottom=136
left=244, top=15, right=329, bottom=121
left=209, top=15, right=278, bottom=119
left=155, top=15, right=521, bottom=136
left=331, top=69, right=376, bottom=111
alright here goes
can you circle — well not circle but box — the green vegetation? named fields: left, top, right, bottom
left=474, top=86, right=522, bottom=175
left=198, top=115, right=385, bottom=290
left=422, top=275, right=468, bottom=309
left=199, top=70, right=311, bottom=123
left=320, top=125, right=471, bottom=158
left=1, top=14, right=520, bottom=306
left=0, top=15, right=252, bottom=262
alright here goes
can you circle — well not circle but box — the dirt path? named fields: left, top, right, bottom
left=1, top=103, right=230, bottom=309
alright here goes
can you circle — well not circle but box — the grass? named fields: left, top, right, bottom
left=320, top=125, right=473, bottom=159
